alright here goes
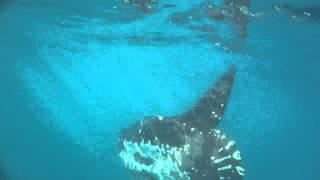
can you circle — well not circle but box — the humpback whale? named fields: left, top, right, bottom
left=118, top=67, right=245, bottom=180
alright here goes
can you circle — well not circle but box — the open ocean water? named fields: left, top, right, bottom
left=0, top=0, right=319, bottom=179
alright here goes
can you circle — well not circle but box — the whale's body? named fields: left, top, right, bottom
left=119, top=67, right=245, bottom=180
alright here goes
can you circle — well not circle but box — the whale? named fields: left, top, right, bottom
left=118, top=66, right=245, bottom=180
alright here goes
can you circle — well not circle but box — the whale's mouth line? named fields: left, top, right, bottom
left=134, top=152, right=154, bottom=165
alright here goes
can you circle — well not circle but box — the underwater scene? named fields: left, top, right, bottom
left=0, top=0, right=319, bottom=179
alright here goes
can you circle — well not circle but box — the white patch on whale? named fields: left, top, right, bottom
left=119, top=139, right=191, bottom=180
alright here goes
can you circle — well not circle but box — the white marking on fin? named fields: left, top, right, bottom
left=304, top=12, right=311, bottom=16
left=235, top=166, right=245, bottom=176
left=213, top=155, right=231, bottom=164
left=225, top=141, right=235, bottom=150
left=218, top=165, right=232, bottom=171
left=232, top=151, right=241, bottom=161
left=156, top=115, right=164, bottom=121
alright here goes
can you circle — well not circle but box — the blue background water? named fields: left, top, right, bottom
left=0, top=0, right=319, bottom=179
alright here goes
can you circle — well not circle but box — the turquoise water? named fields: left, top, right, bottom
left=0, top=0, right=319, bottom=179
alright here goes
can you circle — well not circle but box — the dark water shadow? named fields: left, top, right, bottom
left=0, top=0, right=9, bottom=10
left=0, top=164, right=9, bottom=180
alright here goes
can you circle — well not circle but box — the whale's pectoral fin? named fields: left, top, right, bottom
left=181, top=66, right=236, bottom=131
